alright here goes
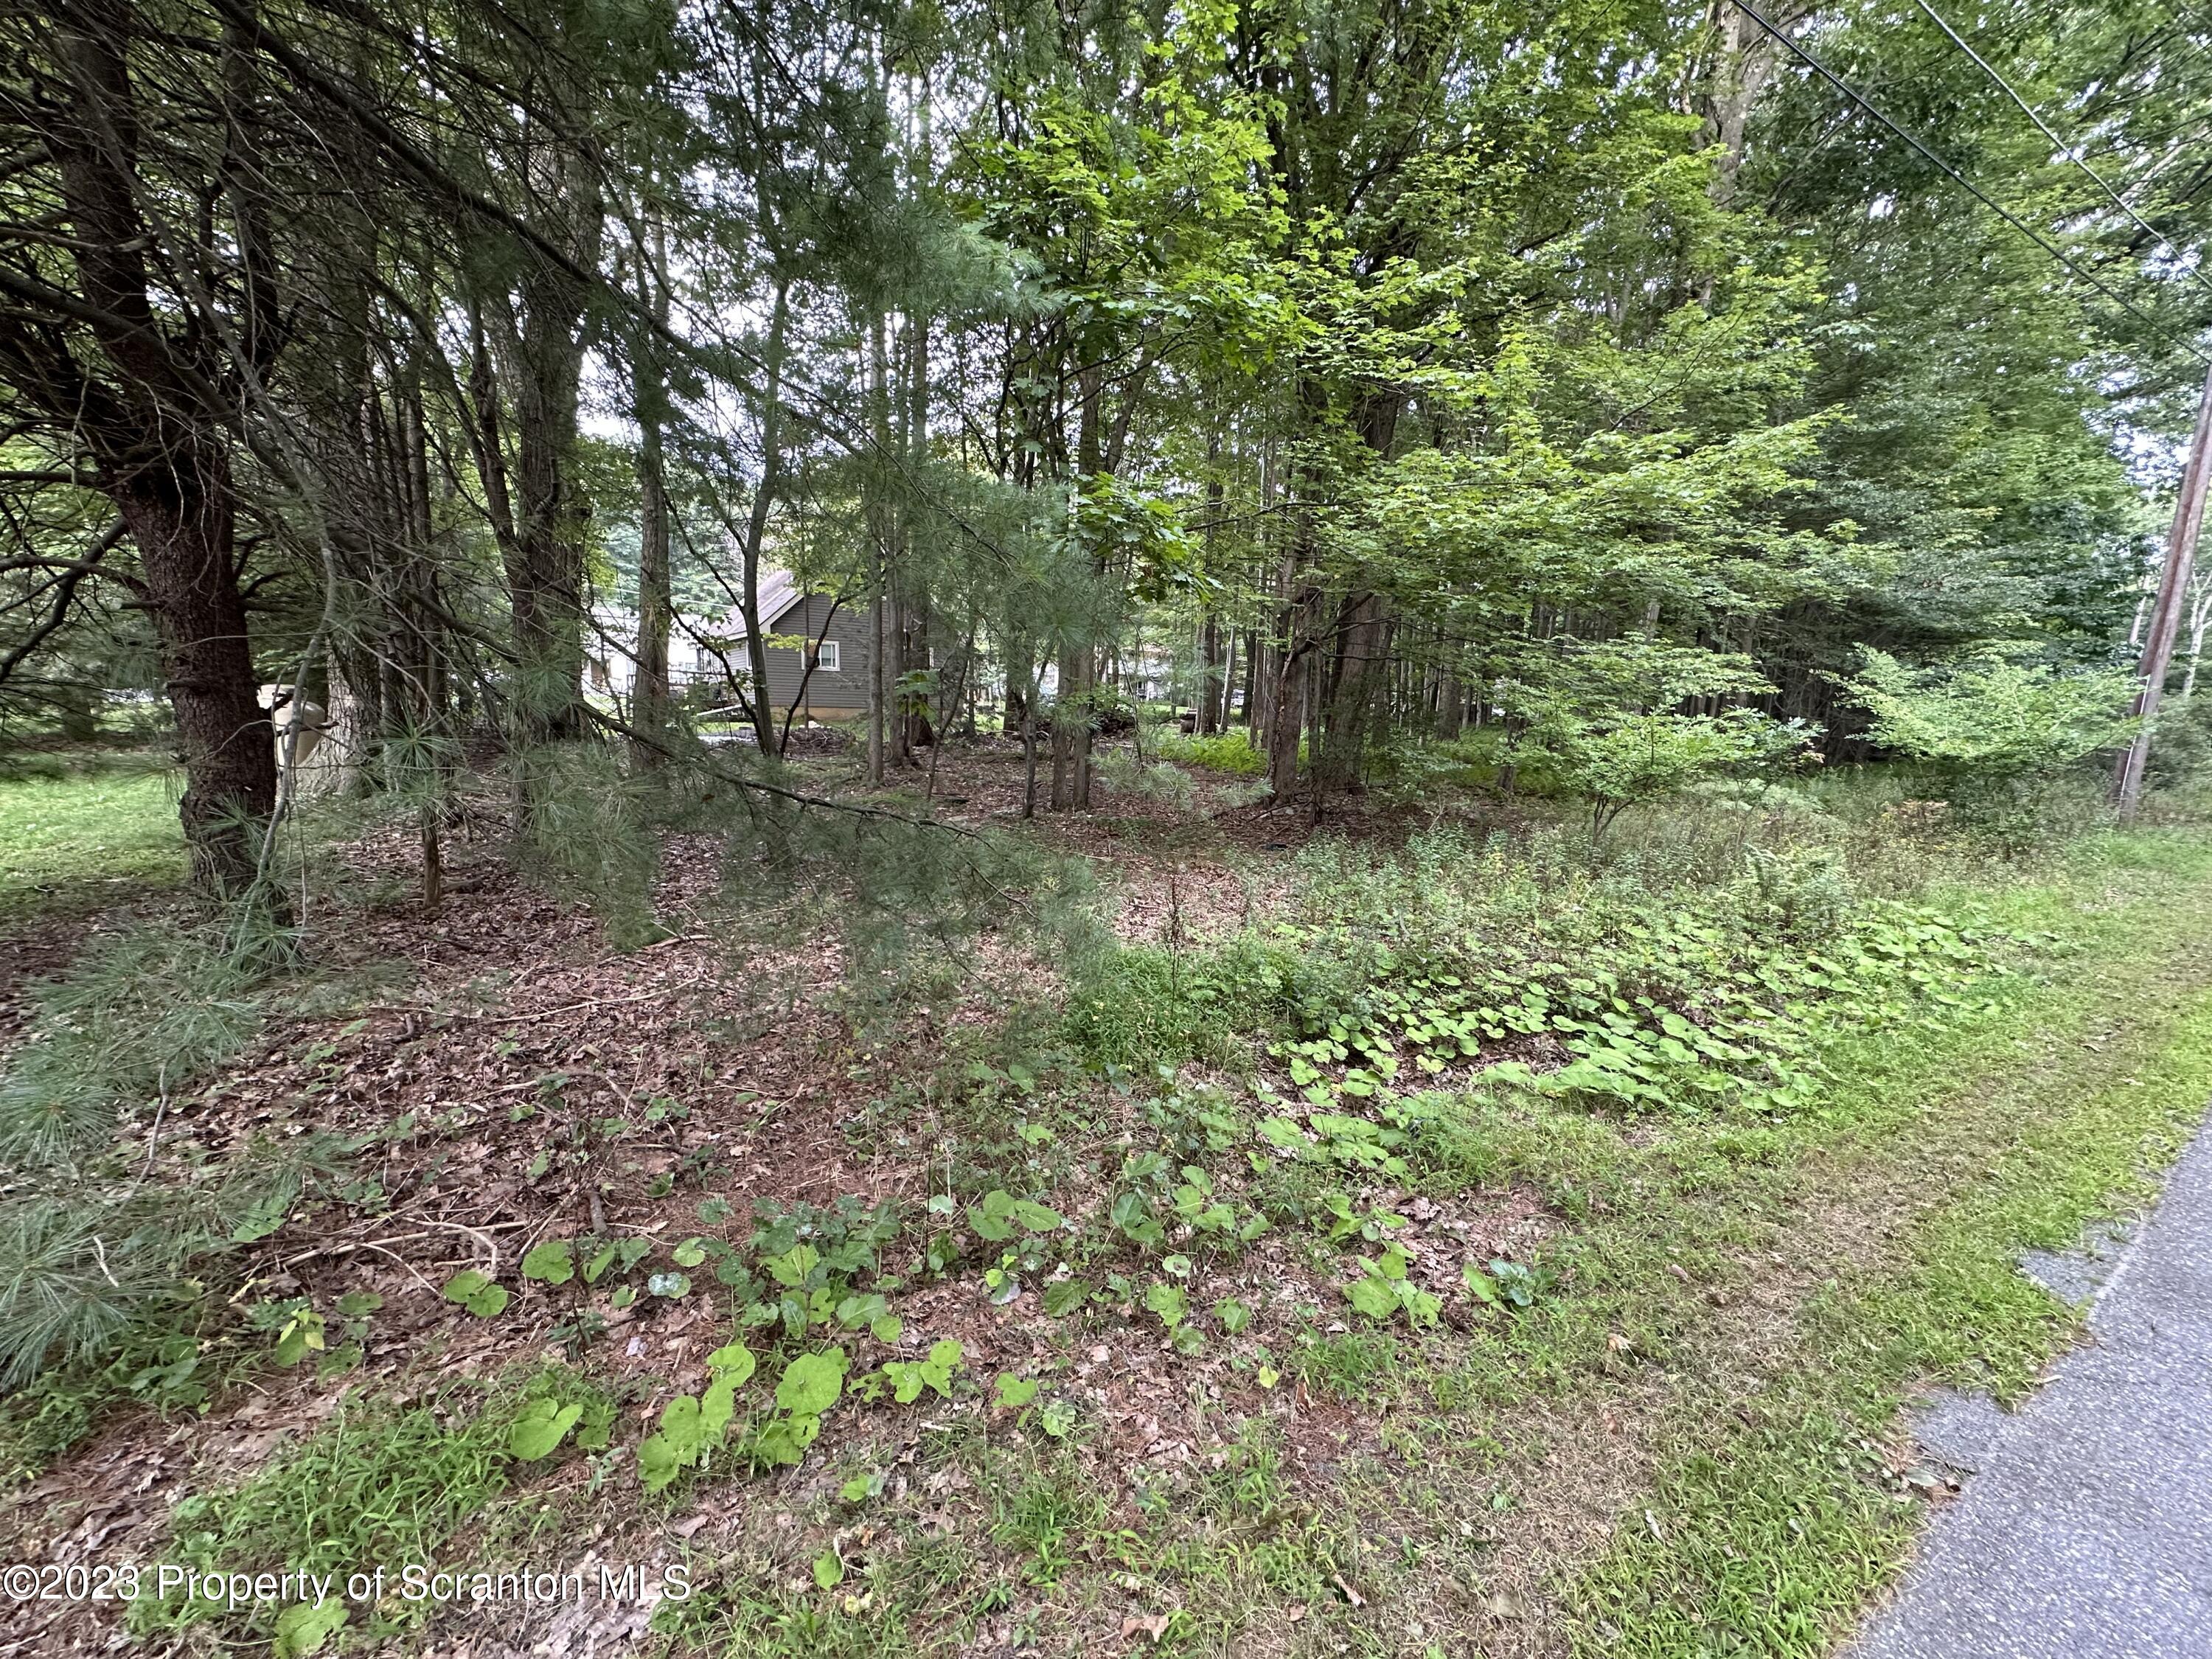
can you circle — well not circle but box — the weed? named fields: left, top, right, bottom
left=990, top=1455, right=1105, bottom=1587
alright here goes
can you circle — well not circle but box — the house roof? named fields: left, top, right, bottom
left=714, top=568, right=818, bottom=640
left=591, top=570, right=815, bottom=644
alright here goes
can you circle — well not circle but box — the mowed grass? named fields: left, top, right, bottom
left=0, top=754, right=184, bottom=925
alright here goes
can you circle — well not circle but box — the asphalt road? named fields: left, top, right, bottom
left=1851, top=1115, right=2212, bottom=1658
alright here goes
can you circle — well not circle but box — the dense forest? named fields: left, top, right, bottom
left=5, top=3, right=2212, bottom=1656
left=6, top=0, right=2211, bottom=873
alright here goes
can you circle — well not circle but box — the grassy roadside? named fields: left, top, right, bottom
left=1563, top=830, right=2212, bottom=1657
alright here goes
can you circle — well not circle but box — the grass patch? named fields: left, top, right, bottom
left=0, top=753, right=182, bottom=924
left=132, top=1368, right=613, bottom=1647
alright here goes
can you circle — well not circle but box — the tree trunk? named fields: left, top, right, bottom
left=114, top=451, right=276, bottom=891
left=1199, top=613, right=1224, bottom=734
left=491, top=144, right=602, bottom=754
left=631, top=220, right=675, bottom=768
left=740, top=279, right=792, bottom=756
left=41, top=9, right=274, bottom=893
left=1313, top=591, right=1391, bottom=810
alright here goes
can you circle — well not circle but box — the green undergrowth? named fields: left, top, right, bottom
left=1152, top=728, right=1267, bottom=777
left=1066, top=827, right=2002, bottom=1125
left=1565, top=830, right=2212, bottom=1657
left=17, top=792, right=2212, bottom=1658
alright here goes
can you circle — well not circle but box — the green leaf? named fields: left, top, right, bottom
left=637, top=1432, right=684, bottom=1493
left=812, top=1548, right=844, bottom=1589
left=835, top=1293, right=888, bottom=1329
left=762, top=1243, right=820, bottom=1288
left=231, top=1192, right=291, bottom=1245
left=646, top=1272, right=692, bottom=1299
left=272, top=1597, right=348, bottom=1658
left=1144, top=1282, right=1187, bottom=1329
left=776, top=1348, right=848, bottom=1416
left=968, top=1189, right=1017, bottom=1242
left=509, top=1398, right=583, bottom=1462
left=995, top=1373, right=1041, bottom=1409
left=575, top=1400, right=615, bottom=1451
left=870, top=1315, right=903, bottom=1343
left=1214, top=1296, right=1252, bottom=1335
left=922, top=1338, right=963, bottom=1389
left=1346, top=1275, right=1398, bottom=1321
left=441, top=1270, right=508, bottom=1318
left=672, top=1237, right=708, bottom=1268
left=706, top=1341, right=757, bottom=1386
left=521, top=1239, right=574, bottom=1285
left=660, top=1393, right=703, bottom=1446
left=1012, top=1199, right=1064, bottom=1233
left=1042, top=1279, right=1091, bottom=1318
left=699, top=1372, right=739, bottom=1441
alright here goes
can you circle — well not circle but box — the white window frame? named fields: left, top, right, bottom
left=813, top=639, right=841, bottom=675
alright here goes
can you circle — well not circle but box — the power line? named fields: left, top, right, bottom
left=1726, top=0, right=2212, bottom=369
left=1907, top=0, right=2212, bottom=298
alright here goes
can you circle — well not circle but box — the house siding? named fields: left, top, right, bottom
left=754, top=593, right=870, bottom=717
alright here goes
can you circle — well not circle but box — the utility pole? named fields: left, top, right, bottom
left=2116, top=363, right=2212, bottom=821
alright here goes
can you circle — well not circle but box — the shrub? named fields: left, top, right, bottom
left=1842, top=648, right=2137, bottom=847
left=1155, top=728, right=1267, bottom=777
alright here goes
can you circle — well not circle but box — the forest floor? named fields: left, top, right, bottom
left=2, top=739, right=2211, bottom=1659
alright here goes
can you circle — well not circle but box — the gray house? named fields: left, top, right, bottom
left=724, top=571, right=870, bottom=721
left=587, top=570, right=871, bottom=723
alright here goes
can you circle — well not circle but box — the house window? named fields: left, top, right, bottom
left=813, top=640, right=841, bottom=674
